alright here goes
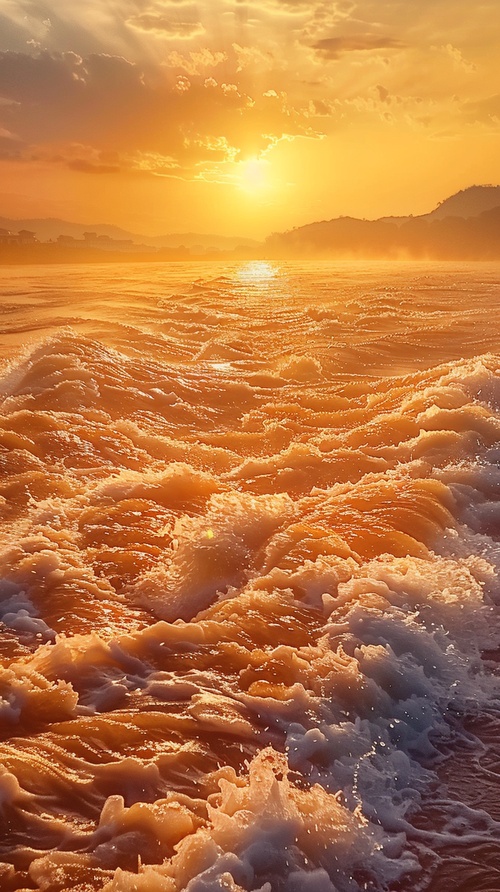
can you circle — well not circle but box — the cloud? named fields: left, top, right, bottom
left=68, top=158, right=120, bottom=173
left=0, top=48, right=318, bottom=176
left=311, top=35, right=404, bottom=59
left=1, top=0, right=494, bottom=200
left=232, top=43, right=283, bottom=73
left=167, top=48, right=227, bottom=75
left=0, top=125, right=21, bottom=139
left=438, top=43, right=476, bottom=73
left=0, top=120, right=23, bottom=160
left=462, top=93, right=500, bottom=126
left=127, top=7, right=204, bottom=39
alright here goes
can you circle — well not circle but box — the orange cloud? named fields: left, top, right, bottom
left=167, top=48, right=227, bottom=75
left=311, top=35, right=404, bottom=60
left=0, top=48, right=318, bottom=177
left=127, top=4, right=205, bottom=40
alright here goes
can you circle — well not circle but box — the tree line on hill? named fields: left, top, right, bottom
left=265, top=206, right=500, bottom=260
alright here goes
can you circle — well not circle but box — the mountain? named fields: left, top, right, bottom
left=2, top=185, right=499, bottom=260
left=378, top=184, right=500, bottom=226
left=0, top=215, right=259, bottom=251
left=265, top=185, right=500, bottom=260
left=427, top=185, right=500, bottom=220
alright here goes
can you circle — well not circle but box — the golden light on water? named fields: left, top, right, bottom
left=1, top=259, right=500, bottom=892
left=236, top=261, right=279, bottom=283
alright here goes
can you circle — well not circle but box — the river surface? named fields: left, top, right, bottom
left=0, top=260, right=499, bottom=892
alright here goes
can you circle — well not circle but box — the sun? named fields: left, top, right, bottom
left=237, top=157, right=270, bottom=193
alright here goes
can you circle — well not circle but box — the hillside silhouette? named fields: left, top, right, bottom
left=0, top=216, right=258, bottom=252
left=1, top=185, right=500, bottom=263
left=266, top=185, right=500, bottom=259
left=428, top=185, right=500, bottom=220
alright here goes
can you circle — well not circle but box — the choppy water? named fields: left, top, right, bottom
left=1, top=260, right=500, bottom=892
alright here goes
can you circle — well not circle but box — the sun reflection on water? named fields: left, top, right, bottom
left=236, top=261, right=279, bottom=283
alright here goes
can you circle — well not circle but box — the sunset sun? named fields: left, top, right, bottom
left=237, top=157, right=271, bottom=194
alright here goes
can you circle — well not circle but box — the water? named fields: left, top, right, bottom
left=0, top=260, right=499, bottom=892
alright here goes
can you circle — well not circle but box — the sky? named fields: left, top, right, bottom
left=0, top=0, right=499, bottom=237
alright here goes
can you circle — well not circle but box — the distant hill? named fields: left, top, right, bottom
left=427, top=185, right=500, bottom=220
left=378, top=184, right=500, bottom=226
left=0, top=216, right=259, bottom=252
left=3, top=184, right=500, bottom=260
left=265, top=186, right=500, bottom=260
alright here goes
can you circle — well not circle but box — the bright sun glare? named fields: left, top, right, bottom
left=237, top=261, right=278, bottom=282
left=238, top=158, right=270, bottom=193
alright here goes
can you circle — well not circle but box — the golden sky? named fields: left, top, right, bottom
left=0, top=0, right=499, bottom=236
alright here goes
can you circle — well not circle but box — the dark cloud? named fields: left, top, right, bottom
left=68, top=158, right=121, bottom=173
left=0, top=49, right=315, bottom=174
left=311, top=35, right=404, bottom=59
left=0, top=50, right=85, bottom=102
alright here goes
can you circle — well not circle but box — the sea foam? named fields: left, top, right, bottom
left=0, top=261, right=499, bottom=892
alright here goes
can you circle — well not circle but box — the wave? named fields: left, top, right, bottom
left=0, top=263, right=499, bottom=892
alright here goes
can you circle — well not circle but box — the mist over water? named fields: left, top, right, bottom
left=0, top=260, right=500, bottom=892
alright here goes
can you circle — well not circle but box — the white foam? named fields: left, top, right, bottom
left=0, top=587, right=55, bottom=639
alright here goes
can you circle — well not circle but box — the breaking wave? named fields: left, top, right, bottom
left=0, top=261, right=500, bottom=892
